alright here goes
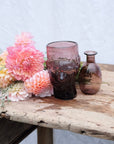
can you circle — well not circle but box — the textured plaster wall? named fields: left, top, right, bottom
left=0, top=0, right=113, bottom=144
left=0, top=0, right=114, bottom=64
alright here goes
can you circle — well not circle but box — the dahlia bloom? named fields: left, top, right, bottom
left=0, top=51, right=15, bottom=88
left=24, top=70, right=53, bottom=97
left=15, top=32, right=35, bottom=48
left=6, top=46, right=44, bottom=81
left=0, top=51, right=8, bottom=65
left=8, top=82, right=31, bottom=101
left=0, top=68, right=15, bottom=88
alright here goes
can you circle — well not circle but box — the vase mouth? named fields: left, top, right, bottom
left=84, top=51, right=97, bottom=56
left=47, top=41, right=78, bottom=49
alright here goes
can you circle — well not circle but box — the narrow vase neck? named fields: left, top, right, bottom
left=87, top=55, right=95, bottom=63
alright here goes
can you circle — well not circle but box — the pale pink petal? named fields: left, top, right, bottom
left=15, top=32, right=35, bottom=48
left=8, top=82, right=31, bottom=101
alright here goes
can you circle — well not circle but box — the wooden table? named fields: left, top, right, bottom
left=0, top=64, right=114, bottom=144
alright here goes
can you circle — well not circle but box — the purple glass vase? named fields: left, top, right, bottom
left=47, top=41, right=80, bottom=100
left=79, top=51, right=102, bottom=95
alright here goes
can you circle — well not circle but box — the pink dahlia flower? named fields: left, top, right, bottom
left=24, top=70, right=53, bottom=97
left=6, top=46, right=44, bottom=81
left=15, top=32, right=35, bottom=48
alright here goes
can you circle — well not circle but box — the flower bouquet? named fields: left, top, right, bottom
left=0, top=32, right=53, bottom=105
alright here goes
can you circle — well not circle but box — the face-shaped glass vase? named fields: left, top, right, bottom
left=47, top=41, right=80, bottom=100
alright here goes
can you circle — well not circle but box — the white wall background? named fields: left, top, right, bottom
left=0, top=0, right=113, bottom=144
left=0, top=0, right=114, bottom=64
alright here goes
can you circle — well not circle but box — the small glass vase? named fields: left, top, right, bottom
left=47, top=41, right=80, bottom=100
left=79, top=51, right=102, bottom=95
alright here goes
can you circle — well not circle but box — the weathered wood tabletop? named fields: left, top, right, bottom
left=0, top=64, right=114, bottom=141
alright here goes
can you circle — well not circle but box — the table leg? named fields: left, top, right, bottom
left=37, top=126, right=53, bottom=144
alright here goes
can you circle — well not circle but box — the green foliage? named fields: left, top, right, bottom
left=76, top=62, right=83, bottom=81
left=44, top=57, right=47, bottom=70
left=44, top=61, right=47, bottom=70
left=0, top=87, right=9, bottom=107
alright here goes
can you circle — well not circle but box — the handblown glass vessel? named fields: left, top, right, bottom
left=47, top=41, right=80, bottom=100
left=79, top=51, right=102, bottom=95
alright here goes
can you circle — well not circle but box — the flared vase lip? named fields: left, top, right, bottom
left=84, top=51, right=97, bottom=56
left=47, top=41, right=78, bottom=49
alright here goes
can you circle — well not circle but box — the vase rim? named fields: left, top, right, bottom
left=47, top=41, right=78, bottom=49
left=84, top=51, right=97, bottom=56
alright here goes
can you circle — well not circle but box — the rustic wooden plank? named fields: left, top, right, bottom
left=0, top=118, right=36, bottom=144
left=0, top=64, right=114, bottom=140
left=38, top=126, right=53, bottom=144
left=99, top=64, right=114, bottom=71
left=81, top=63, right=114, bottom=72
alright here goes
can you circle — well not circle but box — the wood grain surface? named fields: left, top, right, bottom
left=0, top=64, right=114, bottom=140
